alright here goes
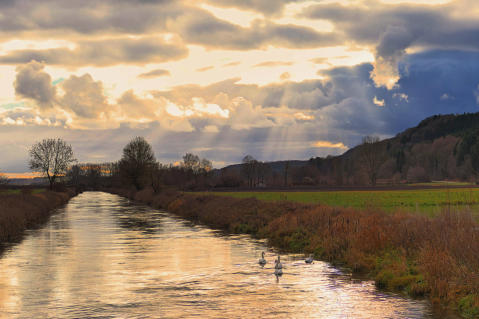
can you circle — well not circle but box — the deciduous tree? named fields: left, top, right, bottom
left=359, top=135, right=383, bottom=186
left=0, top=171, right=8, bottom=185
left=119, top=136, right=156, bottom=190
left=29, top=138, right=76, bottom=189
left=241, top=155, right=257, bottom=188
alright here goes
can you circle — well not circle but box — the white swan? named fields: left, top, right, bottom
left=275, top=255, right=283, bottom=269
left=258, top=252, right=267, bottom=266
left=274, top=255, right=283, bottom=276
left=305, top=254, right=314, bottom=264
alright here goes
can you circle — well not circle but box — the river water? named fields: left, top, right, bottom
left=0, top=192, right=445, bottom=318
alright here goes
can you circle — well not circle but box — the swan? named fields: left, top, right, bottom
left=258, top=252, right=267, bottom=266
left=274, top=255, right=283, bottom=276
left=275, top=255, right=283, bottom=269
left=305, top=254, right=314, bottom=264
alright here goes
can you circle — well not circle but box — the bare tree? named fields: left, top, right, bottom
left=149, top=162, right=163, bottom=193
left=119, top=136, right=156, bottom=190
left=67, top=164, right=81, bottom=188
left=241, top=155, right=257, bottom=188
left=182, top=153, right=201, bottom=172
left=284, top=162, right=290, bottom=187
left=29, top=138, right=76, bottom=189
left=359, top=135, right=383, bottom=186
left=180, top=153, right=213, bottom=188
left=0, top=171, right=8, bottom=185
left=200, top=158, right=213, bottom=172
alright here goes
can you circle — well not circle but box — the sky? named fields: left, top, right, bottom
left=1, top=0, right=479, bottom=175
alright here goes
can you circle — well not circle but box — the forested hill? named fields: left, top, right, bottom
left=397, top=113, right=479, bottom=144
left=307, top=112, right=479, bottom=185
left=221, top=112, right=479, bottom=187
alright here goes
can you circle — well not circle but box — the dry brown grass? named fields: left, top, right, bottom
left=0, top=189, right=76, bottom=246
left=106, top=187, right=479, bottom=316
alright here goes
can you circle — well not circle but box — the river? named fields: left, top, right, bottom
left=0, top=192, right=446, bottom=318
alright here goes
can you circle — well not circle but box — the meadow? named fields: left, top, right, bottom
left=0, top=188, right=45, bottom=195
left=202, top=187, right=479, bottom=216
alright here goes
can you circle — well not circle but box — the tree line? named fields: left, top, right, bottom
left=18, top=111, right=479, bottom=191
left=23, top=137, right=216, bottom=191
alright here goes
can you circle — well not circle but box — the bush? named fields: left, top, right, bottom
left=458, top=295, right=479, bottom=319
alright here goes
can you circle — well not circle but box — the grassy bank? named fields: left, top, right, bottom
left=0, top=188, right=46, bottom=195
left=0, top=189, right=77, bottom=248
left=108, top=187, right=479, bottom=318
left=202, top=187, right=479, bottom=216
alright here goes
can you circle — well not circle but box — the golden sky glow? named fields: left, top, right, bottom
left=312, top=141, right=348, bottom=149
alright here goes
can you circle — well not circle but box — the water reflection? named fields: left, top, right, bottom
left=0, top=192, right=441, bottom=318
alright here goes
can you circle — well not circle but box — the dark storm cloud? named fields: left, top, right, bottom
left=324, top=50, right=479, bottom=137
left=0, top=1, right=337, bottom=52
left=302, top=3, right=470, bottom=46
left=303, top=2, right=479, bottom=87
left=0, top=37, right=188, bottom=67
left=174, top=10, right=339, bottom=50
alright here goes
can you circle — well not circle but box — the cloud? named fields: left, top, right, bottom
left=440, top=93, right=453, bottom=101
left=165, top=97, right=230, bottom=119
left=138, top=69, right=171, bottom=79
left=14, top=61, right=56, bottom=108
left=310, top=57, right=330, bottom=65
left=393, top=92, right=408, bottom=102
left=203, top=125, right=219, bottom=133
left=196, top=66, right=214, bottom=72
left=0, top=1, right=339, bottom=52
left=280, top=72, right=291, bottom=81
left=0, top=0, right=183, bottom=35
left=303, top=1, right=479, bottom=89
left=254, top=61, right=293, bottom=67
left=117, top=90, right=158, bottom=119
left=205, top=0, right=299, bottom=15
left=60, top=74, right=111, bottom=119
left=371, top=25, right=415, bottom=89
left=222, top=61, right=241, bottom=67
left=5, top=50, right=479, bottom=176
left=0, top=37, right=188, bottom=67
left=373, top=96, right=385, bottom=106
left=174, top=10, right=339, bottom=50
left=312, top=140, right=348, bottom=149
left=154, top=77, right=335, bottom=110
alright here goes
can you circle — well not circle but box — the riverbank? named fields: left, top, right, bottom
left=107, top=187, right=479, bottom=318
left=0, top=188, right=78, bottom=248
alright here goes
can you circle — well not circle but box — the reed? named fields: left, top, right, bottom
left=0, top=189, right=77, bottom=247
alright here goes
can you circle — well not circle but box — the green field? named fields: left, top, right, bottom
left=0, top=188, right=46, bottom=195
left=201, top=188, right=479, bottom=216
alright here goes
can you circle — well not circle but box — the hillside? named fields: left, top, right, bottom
left=221, top=112, right=479, bottom=186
